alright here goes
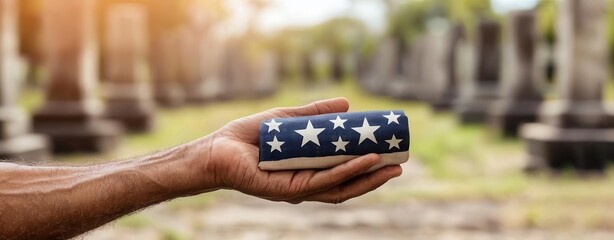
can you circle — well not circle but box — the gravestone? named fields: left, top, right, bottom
left=362, top=37, right=401, bottom=95
left=149, top=0, right=184, bottom=107
left=389, top=36, right=426, bottom=101
left=151, top=31, right=184, bottom=107
left=181, top=6, right=211, bottom=104
left=103, top=3, right=155, bottom=133
left=302, top=51, right=316, bottom=85
left=430, top=24, right=465, bottom=111
left=521, top=0, right=614, bottom=172
left=33, top=0, right=123, bottom=153
left=178, top=26, right=204, bottom=103
left=489, top=11, right=543, bottom=137
left=251, top=50, right=279, bottom=97
left=331, top=53, right=344, bottom=82
left=199, top=33, right=225, bottom=100
left=0, top=0, right=49, bottom=161
left=455, top=20, right=501, bottom=123
left=420, top=33, right=448, bottom=104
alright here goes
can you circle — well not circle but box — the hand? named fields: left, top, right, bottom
left=203, top=98, right=403, bottom=204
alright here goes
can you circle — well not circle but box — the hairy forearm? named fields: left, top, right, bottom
left=0, top=137, right=214, bottom=239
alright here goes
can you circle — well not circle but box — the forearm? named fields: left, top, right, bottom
left=0, top=136, right=215, bottom=239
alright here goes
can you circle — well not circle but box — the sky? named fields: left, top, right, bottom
left=225, top=0, right=539, bottom=35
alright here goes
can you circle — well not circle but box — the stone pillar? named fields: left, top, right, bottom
left=521, top=0, right=614, bottom=172
left=34, top=0, right=123, bottom=153
left=199, top=33, right=225, bottom=100
left=390, top=35, right=427, bottom=101
left=455, top=20, right=501, bottom=123
left=151, top=31, right=184, bottom=107
left=178, top=26, right=203, bottom=103
left=150, top=0, right=184, bottom=107
left=430, top=24, right=465, bottom=111
left=103, top=3, right=155, bottom=133
left=362, top=37, right=400, bottom=95
left=251, top=50, right=279, bottom=97
left=489, top=10, right=543, bottom=137
left=0, top=0, right=49, bottom=161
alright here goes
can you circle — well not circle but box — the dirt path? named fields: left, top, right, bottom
left=83, top=162, right=614, bottom=240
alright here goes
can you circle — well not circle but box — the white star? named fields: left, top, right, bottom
left=295, top=120, right=326, bottom=147
left=264, top=119, right=282, bottom=133
left=330, top=116, right=348, bottom=129
left=331, top=136, right=349, bottom=152
left=267, top=136, right=284, bottom=153
left=352, top=118, right=380, bottom=144
left=383, top=111, right=401, bottom=125
left=385, top=135, right=403, bottom=150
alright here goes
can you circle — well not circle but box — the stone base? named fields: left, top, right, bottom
left=455, top=99, right=493, bottom=123
left=0, top=134, right=50, bottom=162
left=429, top=94, right=456, bottom=112
left=106, top=102, right=155, bottom=133
left=489, top=101, right=541, bottom=137
left=521, top=123, right=614, bottom=172
left=540, top=101, right=614, bottom=128
left=155, top=84, right=185, bottom=108
left=33, top=119, right=123, bottom=153
left=387, top=79, right=424, bottom=101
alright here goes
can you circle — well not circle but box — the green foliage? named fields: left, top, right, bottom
left=116, top=214, right=154, bottom=230
left=385, top=0, right=494, bottom=47
left=536, top=0, right=557, bottom=44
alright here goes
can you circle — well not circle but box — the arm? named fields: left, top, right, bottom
left=0, top=98, right=403, bottom=239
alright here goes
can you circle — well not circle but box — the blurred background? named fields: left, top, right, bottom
left=7, top=0, right=614, bottom=239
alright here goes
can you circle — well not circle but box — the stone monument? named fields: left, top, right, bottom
left=521, top=0, right=614, bottom=172
left=149, top=0, right=184, bottom=107
left=0, top=0, right=49, bottom=161
left=489, top=11, right=543, bottom=137
left=430, top=25, right=466, bottom=111
left=34, top=0, right=123, bottom=153
left=151, top=31, right=184, bottom=107
left=103, top=3, right=155, bottom=133
left=455, top=20, right=501, bottom=123
left=362, top=37, right=401, bottom=95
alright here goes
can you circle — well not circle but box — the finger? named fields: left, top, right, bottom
left=279, top=97, right=350, bottom=118
left=301, top=154, right=381, bottom=193
left=296, top=165, right=402, bottom=204
left=228, top=98, right=350, bottom=144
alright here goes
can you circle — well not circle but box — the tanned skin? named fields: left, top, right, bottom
left=0, top=98, right=403, bottom=239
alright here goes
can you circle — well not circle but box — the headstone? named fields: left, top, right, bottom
left=302, top=51, right=316, bottom=85
left=455, top=20, right=502, bottom=123
left=521, top=0, right=614, bottom=172
left=178, top=26, right=204, bottom=103
left=489, top=11, right=543, bottom=137
left=151, top=31, right=184, bottom=106
left=388, top=36, right=425, bottom=100
left=33, top=0, right=123, bottom=153
left=419, top=33, right=448, bottom=103
left=149, top=0, right=184, bottom=107
left=181, top=6, right=212, bottom=104
left=199, top=33, right=226, bottom=100
left=331, top=53, right=344, bottom=82
left=361, top=37, right=401, bottom=95
left=0, top=0, right=49, bottom=161
left=103, top=3, right=155, bottom=133
left=429, top=24, right=466, bottom=111
left=220, top=38, right=248, bottom=99
left=251, top=50, right=279, bottom=96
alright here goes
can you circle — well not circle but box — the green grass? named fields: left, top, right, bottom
left=116, top=214, right=154, bottom=230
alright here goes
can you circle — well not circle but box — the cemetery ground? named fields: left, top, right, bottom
left=22, top=81, right=614, bottom=239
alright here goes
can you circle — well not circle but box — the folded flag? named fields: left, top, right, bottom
left=258, top=110, right=410, bottom=171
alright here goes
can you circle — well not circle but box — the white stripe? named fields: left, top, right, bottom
left=258, top=151, right=409, bottom=172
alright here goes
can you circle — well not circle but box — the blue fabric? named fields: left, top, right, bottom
left=259, top=110, right=410, bottom=162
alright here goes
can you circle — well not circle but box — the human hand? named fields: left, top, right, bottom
left=202, top=98, right=403, bottom=204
